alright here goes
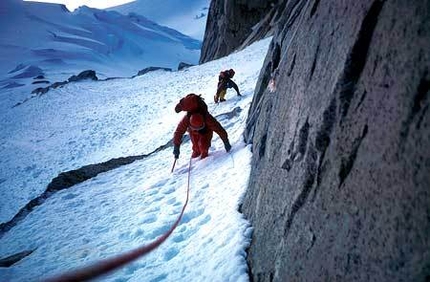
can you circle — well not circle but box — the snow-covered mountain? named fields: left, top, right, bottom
left=0, top=36, right=272, bottom=281
left=0, top=0, right=201, bottom=92
left=108, top=0, right=210, bottom=40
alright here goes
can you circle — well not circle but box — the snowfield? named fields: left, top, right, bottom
left=0, top=37, right=272, bottom=281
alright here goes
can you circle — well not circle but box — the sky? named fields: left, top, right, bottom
left=24, top=0, right=136, bottom=11
left=0, top=17, right=272, bottom=280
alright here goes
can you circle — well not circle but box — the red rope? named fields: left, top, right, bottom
left=45, top=157, right=193, bottom=282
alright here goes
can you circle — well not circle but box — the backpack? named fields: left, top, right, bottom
left=219, top=69, right=235, bottom=81
left=174, top=93, right=208, bottom=114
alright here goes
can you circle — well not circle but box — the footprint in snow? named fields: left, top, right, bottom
left=150, top=273, right=168, bottom=282
left=162, top=186, right=175, bottom=194
left=145, top=205, right=160, bottom=213
left=61, top=193, right=78, bottom=200
left=201, top=237, right=214, bottom=248
left=146, top=224, right=171, bottom=239
left=151, top=195, right=165, bottom=202
left=146, top=189, right=159, bottom=196
left=171, top=233, right=186, bottom=243
left=163, top=247, right=179, bottom=261
left=152, top=178, right=169, bottom=188
left=173, top=164, right=192, bottom=174
left=141, top=214, right=157, bottom=224
left=166, top=197, right=176, bottom=205
left=198, top=214, right=211, bottom=225
left=175, top=222, right=198, bottom=238
left=124, top=262, right=146, bottom=275
left=181, top=208, right=204, bottom=224
left=119, top=231, right=131, bottom=240
left=133, top=228, right=144, bottom=237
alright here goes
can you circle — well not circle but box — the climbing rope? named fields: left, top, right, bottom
left=45, top=157, right=193, bottom=282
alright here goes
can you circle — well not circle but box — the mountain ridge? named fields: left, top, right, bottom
left=0, top=0, right=201, bottom=92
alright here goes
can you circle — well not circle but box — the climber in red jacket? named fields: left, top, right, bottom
left=173, top=113, right=231, bottom=159
left=174, top=93, right=208, bottom=114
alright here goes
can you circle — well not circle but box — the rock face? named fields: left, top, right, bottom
left=199, top=0, right=276, bottom=64
left=0, top=250, right=34, bottom=267
left=177, top=62, right=194, bottom=70
left=136, top=67, right=172, bottom=76
left=202, top=0, right=430, bottom=281
left=68, top=70, right=98, bottom=82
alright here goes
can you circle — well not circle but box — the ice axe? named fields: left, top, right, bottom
left=171, top=158, right=177, bottom=173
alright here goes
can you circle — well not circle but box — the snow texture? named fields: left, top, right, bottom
left=0, top=0, right=201, bottom=90
left=0, top=29, right=272, bottom=280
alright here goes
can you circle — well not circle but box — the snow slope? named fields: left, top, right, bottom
left=108, top=0, right=210, bottom=40
left=0, top=0, right=200, bottom=92
left=0, top=37, right=271, bottom=281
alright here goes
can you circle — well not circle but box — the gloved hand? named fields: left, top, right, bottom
left=173, top=145, right=180, bottom=159
left=223, top=140, right=232, bottom=152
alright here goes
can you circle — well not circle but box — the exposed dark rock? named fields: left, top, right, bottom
left=227, top=0, right=430, bottom=281
left=32, top=80, right=50, bottom=84
left=337, top=0, right=384, bottom=121
left=0, top=250, right=35, bottom=267
left=0, top=137, right=183, bottom=238
left=338, top=124, right=368, bottom=189
left=31, top=87, right=49, bottom=95
left=178, top=62, right=194, bottom=70
left=19, top=71, right=97, bottom=106
left=310, top=0, right=321, bottom=17
left=50, top=81, right=68, bottom=89
left=68, top=70, right=98, bottom=82
left=136, top=67, right=172, bottom=76
left=199, top=0, right=277, bottom=64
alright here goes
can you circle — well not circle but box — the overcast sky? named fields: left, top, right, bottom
left=23, top=0, right=136, bottom=11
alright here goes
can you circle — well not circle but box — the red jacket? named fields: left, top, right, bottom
left=173, top=113, right=228, bottom=146
left=174, top=93, right=208, bottom=114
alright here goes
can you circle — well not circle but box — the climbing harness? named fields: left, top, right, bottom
left=45, top=157, right=193, bottom=282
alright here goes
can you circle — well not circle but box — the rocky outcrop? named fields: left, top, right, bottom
left=178, top=62, right=194, bottom=71
left=136, top=66, right=172, bottom=76
left=0, top=138, right=180, bottom=237
left=199, top=0, right=276, bottom=64
left=30, top=70, right=97, bottom=96
left=31, top=80, right=49, bottom=85
left=0, top=250, right=34, bottom=267
left=67, top=70, right=98, bottom=82
left=228, top=0, right=430, bottom=281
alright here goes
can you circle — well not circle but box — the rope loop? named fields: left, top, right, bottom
left=45, top=157, right=193, bottom=282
